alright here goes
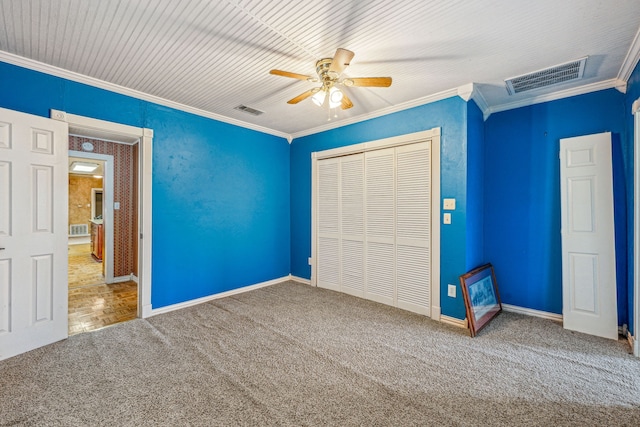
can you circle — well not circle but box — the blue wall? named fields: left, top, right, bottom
left=290, top=96, right=479, bottom=319
left=624, top=61, right=640, bottom=335
left=0, top=61, right=291, bottom=309
left=466, top=101, right=485, bottom=269
left=484, top=89, right=627, bottom=319
left=4, top=57, right=638, bottom=326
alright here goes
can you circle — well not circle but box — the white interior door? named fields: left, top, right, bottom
left=0, top=107, right=69, bottom=361
left=560, top=132, right=617, bottom=340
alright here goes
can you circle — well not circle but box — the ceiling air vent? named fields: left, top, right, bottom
left=505, top=57, right=587, bottom=95
left=234, top=105, right=264, bottom=116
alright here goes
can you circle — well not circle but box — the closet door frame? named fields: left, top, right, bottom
left=311, top=128, right=441, bottom=321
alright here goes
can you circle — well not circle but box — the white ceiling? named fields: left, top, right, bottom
left=1, top=0, right=639, bottom=139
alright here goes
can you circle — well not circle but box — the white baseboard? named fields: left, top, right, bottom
left=289, top=274, right=311, bottom=285
left=131, top=274, right=139, bottom=283
left=68, top=236, right=90, bottom=245
left=501, top=303, right=563, bottom=322
left=628, top=332, right=638, bottom=357
left=430, top=306, right=441, bottom=322
left=141, top=304, right=153, bottom=319
left=440, top=314, right=468, bottom=329
left=112, top=275, right=134, bottom=284
left=148, top=275, right=290, bottom=317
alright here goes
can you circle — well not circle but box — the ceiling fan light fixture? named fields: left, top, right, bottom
left=328, top=87, right=343, bottom=108
left=70, top=161, right=99, bottom=173
left=312, top=90, right=326, bottom=106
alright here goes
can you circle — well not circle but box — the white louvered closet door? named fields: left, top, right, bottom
left=364, top=148, right=396, bottom=306
left=317, top=157, right=340, bottom=291
left=395, top=142, right=431, bottom=315
left=340, top=154, right=365, bottom=298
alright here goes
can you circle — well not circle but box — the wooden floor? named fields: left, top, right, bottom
left=68, top=243, right=137, bottom=335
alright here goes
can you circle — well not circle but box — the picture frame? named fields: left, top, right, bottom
left=459, top=263, right=502, bottom=337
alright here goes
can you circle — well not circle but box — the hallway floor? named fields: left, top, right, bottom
left=68, top=281, right=138, bottom=335
left=68, top=243, right=137, bottom=335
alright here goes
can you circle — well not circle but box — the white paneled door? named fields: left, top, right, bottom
left=0, top=107, right=69, bottom=361
left=316, top=141, right=431, bottom=316
left=560, top=132, right=617, bottom=340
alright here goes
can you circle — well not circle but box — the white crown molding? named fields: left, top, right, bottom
left=290, top=87, right=460, bottom=139
left=618, top=26, right=640, bottom=83
left=0, top=50, right=291, bottom=141
left=456, top=83, right=474, bottom=101
left=463, top=83, right=491, bottom=120
left=487, top=78, right=626, bottom=117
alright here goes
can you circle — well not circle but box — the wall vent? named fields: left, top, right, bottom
left=69, top=224, right=89, bottom=236
left=505, top=57, right=587, bottom=95
left=234, top=105, right=264, bottom=116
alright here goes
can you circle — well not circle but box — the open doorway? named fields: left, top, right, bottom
left=67, top=138, right=139, bottom=335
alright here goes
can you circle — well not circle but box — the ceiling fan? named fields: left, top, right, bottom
left=270, top=48, right=392, bottom=110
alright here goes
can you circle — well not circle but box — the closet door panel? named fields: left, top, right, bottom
left=365, top=148, right=395, bottom=305
left=317, top=158, right=340, bottom=291
left=395, top=142, right=431, bottom=314
left=340, top=154, right=364, bottom=297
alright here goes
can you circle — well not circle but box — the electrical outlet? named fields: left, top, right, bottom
left=443, top=198, right=456, bottom=210
left=448, top=284, right=456, bottom=298
left=443, top=213, right=451, bottom=224
left=308, top=257, right=312, bottom=265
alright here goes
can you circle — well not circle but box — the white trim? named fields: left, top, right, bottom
left=139, top=129, right=153, bottom=319
left=312, top=127, right=441, bottom=160
left=633, top=99, right=640, bottom=115
left=440, top=315, right=468, bottom=329
left=501, top=303, right=563, bottom=322
left=54, top=111, right=153, bottom=321
left=289, top=274, right=311, bottom=285
left=488, top=79, right=627, bottom=116
left=634, top=105, right=640, bottom=357
left=131, top=274, right=139, bottom=284
left=148, top=276, right=290, bottom=317
left=111, top=275, right=133, bottom=284
left=628, top=332, right=637, bottom=356
left=292, top=89, right=459, bottom=139
left=618, top=26, right=640, bottom=83
left=311, top=128, right=441, bottom=320
left=68, top=150, right=114, bottom=283
left=3, top=51, right=289, bottom=140
left=6, top=50, right=634, bottom=141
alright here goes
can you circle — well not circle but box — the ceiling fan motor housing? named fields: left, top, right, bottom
left=316, top=58, right=338, bottom=86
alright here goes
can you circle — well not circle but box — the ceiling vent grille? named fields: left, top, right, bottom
left=505, top=57, right=587, bottom=95
left=234, top=105, right=264, bottom=116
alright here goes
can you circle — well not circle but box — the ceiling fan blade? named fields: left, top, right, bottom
left=343, top=77, right=392, bottom=87
left=328, top=48, right=355, bottom=75
left=341, top=93, right=354, bottom=110
left=287, top=89, right=316, bottom=104
left=270, top=69, right=314, bottom=81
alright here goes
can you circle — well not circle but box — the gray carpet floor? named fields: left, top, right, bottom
left=1, top=281, right=639, bottom=426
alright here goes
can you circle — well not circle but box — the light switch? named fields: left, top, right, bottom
left=448, top=284, right=456, bottom=298
left=114, top=202, right=120, bottom=210
left=443, top=198, right=456, bottom=210
left=443, top=213, right=451, bottom=224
